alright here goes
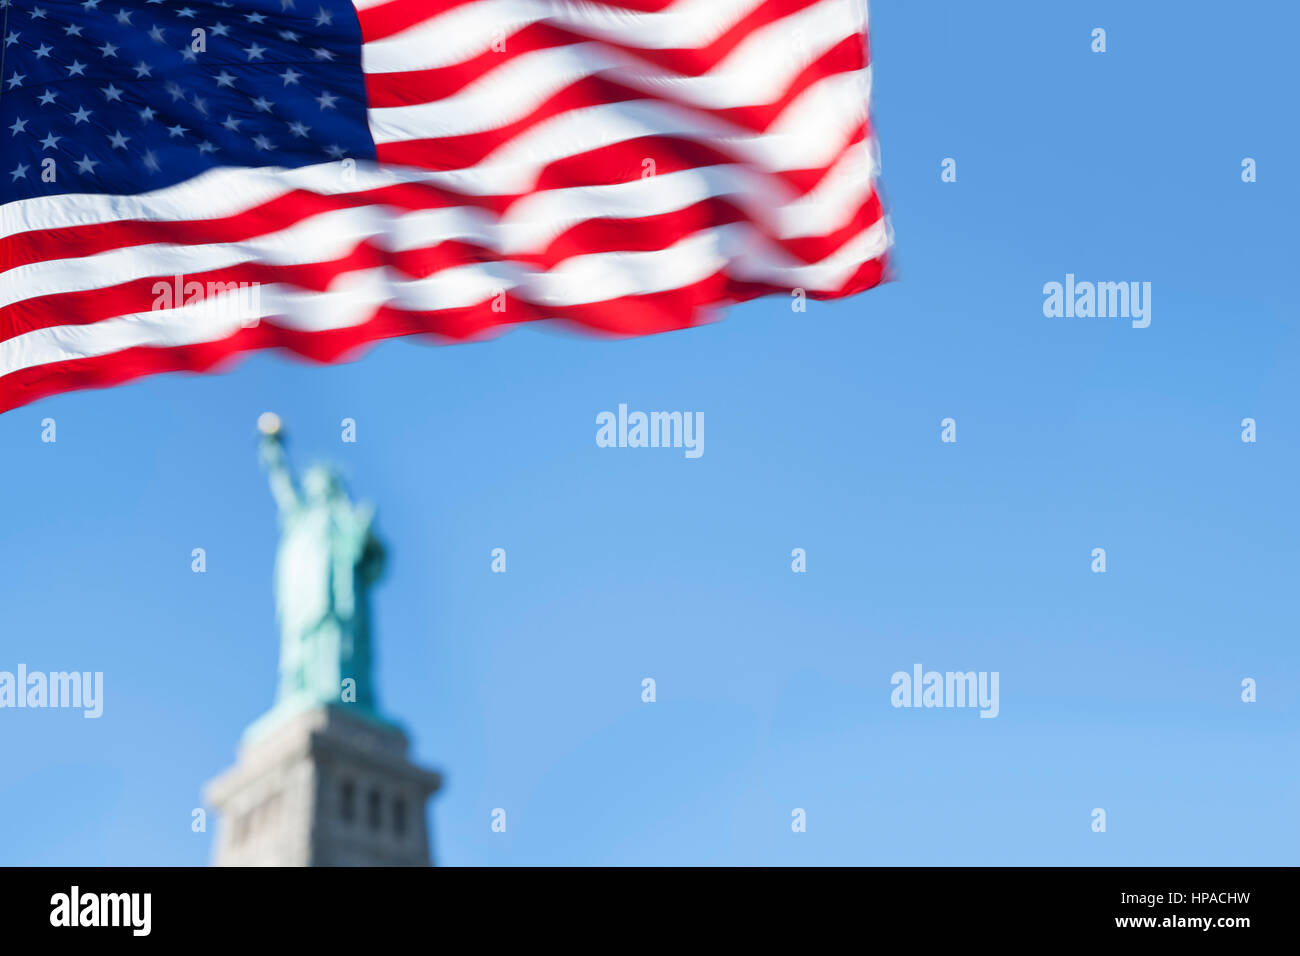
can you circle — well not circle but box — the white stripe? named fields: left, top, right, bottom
left=0, top=161, right=398, bottom=240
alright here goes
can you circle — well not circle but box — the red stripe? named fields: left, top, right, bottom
left=356, top=0, right=480, bottom=43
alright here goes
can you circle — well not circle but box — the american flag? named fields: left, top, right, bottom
left=0, top=0, right=890, bottom=413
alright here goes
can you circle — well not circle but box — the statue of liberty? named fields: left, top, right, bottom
left=253, top=413, right=385, bottom=727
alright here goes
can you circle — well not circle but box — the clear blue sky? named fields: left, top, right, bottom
left=2, top=0, right=1296, bottom=866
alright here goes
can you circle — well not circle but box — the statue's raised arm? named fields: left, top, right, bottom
left=257, top=412, right=299, bottom=515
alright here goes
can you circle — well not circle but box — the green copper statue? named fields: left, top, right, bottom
left=253, top=413, right=386, bottom=728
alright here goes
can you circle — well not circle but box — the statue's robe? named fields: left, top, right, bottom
left=273, top=494, right=382, bottom=711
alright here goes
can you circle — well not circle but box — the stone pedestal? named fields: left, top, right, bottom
left=204, top=705, right=441, bottom=866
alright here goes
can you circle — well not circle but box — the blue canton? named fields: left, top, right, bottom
left=0, top=0, right=375, bottom=203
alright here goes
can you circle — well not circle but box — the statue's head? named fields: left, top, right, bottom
left=303, top=464, right=344, bottom=504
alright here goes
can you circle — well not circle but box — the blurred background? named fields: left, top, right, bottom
left=1, top=0, right=1296, bottom=865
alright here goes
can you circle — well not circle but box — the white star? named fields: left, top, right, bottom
left=192, top=96, right=209, bottom=115
left=101, top=83, right=124, bottom=102
left=148, top=25, right=166, bottom=43
left=30, top=6, right=48, bottom=18
left=214, top=70, right=237, bottom=88
left=8, top=116, right=28, bottom=135
left=107, top=130, right=129, bottom=149
left=75, top=154, right=101, bottom=174
left=280, top=0, right=294, bottom=9
left=314, top=7, right=332, bottom=26
left=142, top=150, right=160, bottom=171
left=280, top=68, right=301, bottom=86
left=167, top=123, right=188, bottom=138
left=316, top=90, right=339, bottom=110
left=324, top=144, right=345, bottom=158
left=81, top=0, right=100, bottom=9
left=244, top=43, right=266, bottom=60
left=252, top=134, right=275, bottom=151
left=115, top=8, right=131, bottom=24
left=210, top=22, right=230, bottom=37
left=311, top=48, right=335, bottom=61
left=245, top=12, right=266, bottom=23
left=287, top=121, right=310, bottom=137
left=99, top=41, right=118, bottom=57
left=36, top=89, right=56, bottom=105
left=134, top=61, right=152, bottom=78
left=5, top=71, right=25, bottom=89
left=278, top=30, right=300, bottom=42
left=139, top=105, right=156, bottom=122
left=197, top=140, right=217, bottom=154
left=177, top=6, right=196, bottom=18
left=221, top=114, right=242, bottom=131
left=165, top=81, right=185, bottom=101
left=33, top=42, right=52, bottom=58
left=39, top=131, right=61, bottom=150
left=251, top=96, right=273, bottom=112
left=70, top=105, right=92, bottom=124
left=3, top=31, right=17, bottom=47
left=179, top=47, right=198, bottom=63
left=66, top=60, right=86, bottom=76
left=10, top=162, right=29, bottom=181
left=63, top=23, right=83, bottom=36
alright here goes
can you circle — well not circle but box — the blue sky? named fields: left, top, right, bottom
left=1, top=0, right=1297, bottom=866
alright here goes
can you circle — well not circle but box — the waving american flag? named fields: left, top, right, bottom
left=0, top=0, right=890, bottom=413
